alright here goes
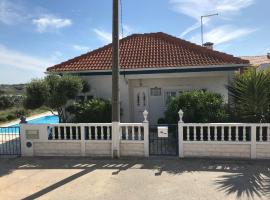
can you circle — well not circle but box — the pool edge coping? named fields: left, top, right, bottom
left=0, top=111, right=57, bottom=128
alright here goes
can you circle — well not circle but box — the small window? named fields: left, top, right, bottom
left=150, top=87, right=161, bottom=96
left=137, top=93, right=140, bottom=106
left=142, top=92, right=146, bottom=106
left=75, top=96, right=85, bottom=102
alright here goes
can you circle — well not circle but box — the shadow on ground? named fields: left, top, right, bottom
left=0, top=157, right=270, bottom=200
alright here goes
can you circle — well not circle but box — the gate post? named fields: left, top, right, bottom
left=178, top=109, right=184, bottom=158
left=143, top=110, right=149, bottom=157
left=112, top=122, right=120, bottom=158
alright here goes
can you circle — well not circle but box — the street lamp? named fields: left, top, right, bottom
left=201, top=13, right=218, bottom=45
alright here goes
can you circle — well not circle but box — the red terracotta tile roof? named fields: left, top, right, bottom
left=240, top=55, right=270, bottom=66
left=47, top=32, right=249, bottom=72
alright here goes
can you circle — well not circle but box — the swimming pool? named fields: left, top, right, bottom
left=0, top=115, right=59, bottom=134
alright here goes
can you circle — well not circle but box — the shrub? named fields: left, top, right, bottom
left=6, top=114, right=16, bottom=121
left=67, top=98, right=112, bottom=123
left=227, top=68, right=270, bottom=122
left=165, top=90, right=228, bottom=123
left=0, top=116, right=7, bottom=122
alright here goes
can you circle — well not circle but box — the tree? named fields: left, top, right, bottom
left=67, top=98, right=112, bottom=123
left=227, top=68, right=270, bottom=122
left=165, top=90, right=228, bottom=123
left=24, top=75, right=84, bottom=122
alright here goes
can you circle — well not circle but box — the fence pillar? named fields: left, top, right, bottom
left=251, top=124, right=257, bottom=159
left=112, top=122, right=120, bottom=158
left=178, top=109, right=184, bottom=158
left=80, top=125, right=86, bottom=156
left=143, top=110, right=149, bottom=157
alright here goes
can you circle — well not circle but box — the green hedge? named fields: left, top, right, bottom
left=165, top=90, right=228, bottom=123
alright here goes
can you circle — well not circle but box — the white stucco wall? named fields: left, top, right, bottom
left=80, top=75, right=130, bottom=122
left=81, top=71, right=234, bottom=124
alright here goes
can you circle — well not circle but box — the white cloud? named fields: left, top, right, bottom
left=0, top=0, right=27, bottom=25
left=94, top=24, right=135, bottom=44
left=93, top=28, right=112, bottom=44
left=32, top=15, right=72, bottom=33
left=0, top=44, right=54, bottom=72
left=190, top=25, right=256, bottom=45
left=72, top=45, right=90, bottom=52
left=170, top=0, right=254, bottom=20
left=170, top=0, right=255, bottom=37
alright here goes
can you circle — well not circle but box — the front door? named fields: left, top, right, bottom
left=133, top=87, right=148, bottom=122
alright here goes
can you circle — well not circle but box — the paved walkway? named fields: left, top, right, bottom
left=0, top=157, right=270, bottom=200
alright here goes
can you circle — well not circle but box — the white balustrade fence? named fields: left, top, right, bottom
left=48, top=123, right=112, bottom=141
left=120, top=123, right=145, bottom=141
left=182, top=124, right=252, bottom=142
left=20, top=111, right=149, bottom=158
left=178, top=110, right=270, bottom=159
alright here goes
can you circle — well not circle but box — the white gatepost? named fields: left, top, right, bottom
left=112, top=122, right=120, bottom=158
left=80, top=125, right=86, bottom=156
left=178, top=109, right=184, bottom=158
left=143, top=110, right=149, bottom=157
left=251, top=124, right=257, bottom=159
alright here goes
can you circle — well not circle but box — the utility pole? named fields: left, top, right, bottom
left=201, top=13, right=218, bottom=45
left=111, top=0, right=120, bottom=158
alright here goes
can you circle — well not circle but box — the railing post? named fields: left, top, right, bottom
left=112, top=122, right=120, bottom=158
left=178, top=109, right=184, bottom=158
left=143, top=110, right=149, bottom=157
left=80, top=125, right=86, bottom=156
left=251, top=124, right=257, bottom=159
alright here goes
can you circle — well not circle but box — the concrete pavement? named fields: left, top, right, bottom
left=0, top=157, right=270, bottom=200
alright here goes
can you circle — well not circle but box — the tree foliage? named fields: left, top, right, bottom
left=24, top=75, right=84, bottom=122
left=227, top=68, right=270, bottom=122
left=67, top=98, right=112, bottom=123
left=165, top=90, right=228, bottom=123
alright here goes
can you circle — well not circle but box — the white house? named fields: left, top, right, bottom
left=241, top=53, right=270, bottom=71
left=47, top=32, right=249, bottom=125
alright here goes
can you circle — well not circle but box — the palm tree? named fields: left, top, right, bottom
left=227, top=68, right=270, bottom=122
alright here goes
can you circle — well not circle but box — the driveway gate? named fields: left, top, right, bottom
left=0, top=127, right=21, bottom=156
left=149, top=124, right=178, bottom=156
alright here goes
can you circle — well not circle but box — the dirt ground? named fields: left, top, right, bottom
left=0, top=157, right=270, bottom=200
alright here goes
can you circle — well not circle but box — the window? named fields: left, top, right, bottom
left=75, top=96, right=85, bottom=102
left=150, top=87, right=161, bottom=96
left=137, top=93, right=140, bottom=106
left=165, top=91, right=177, bottom=104
left=142, top=92, right=146, bottom=106
left=164, top=90, right=182, bottom=105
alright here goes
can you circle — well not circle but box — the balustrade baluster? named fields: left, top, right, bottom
left=259, top=126, right=263, bottom=142
left=221, top=126, right=224, bottom=141
left=101, top=126, right=104, bottom=140
left=132, top=126, right=135, bottom=140
left=235, top=126, right=239, bottom=141
left=214, top=126, right=218, bottom=141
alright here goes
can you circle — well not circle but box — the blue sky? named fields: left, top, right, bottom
left=0, top=0, right=269, bottom=84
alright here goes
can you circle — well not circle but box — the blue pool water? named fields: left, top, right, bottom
left=0, top=115, right=59, bottom=134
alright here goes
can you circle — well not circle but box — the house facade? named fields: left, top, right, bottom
left=47, top=32, right=249, bottom=125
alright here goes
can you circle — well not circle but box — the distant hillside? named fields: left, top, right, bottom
left=0, top=84, right=26, bottom=95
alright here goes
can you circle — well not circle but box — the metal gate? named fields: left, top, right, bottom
left=149, top=124, right=178, bottom=156
left=0, top=127, right=21, bottom=156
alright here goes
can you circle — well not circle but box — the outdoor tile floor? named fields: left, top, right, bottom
left=0, top=157, right=270, bottom=200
